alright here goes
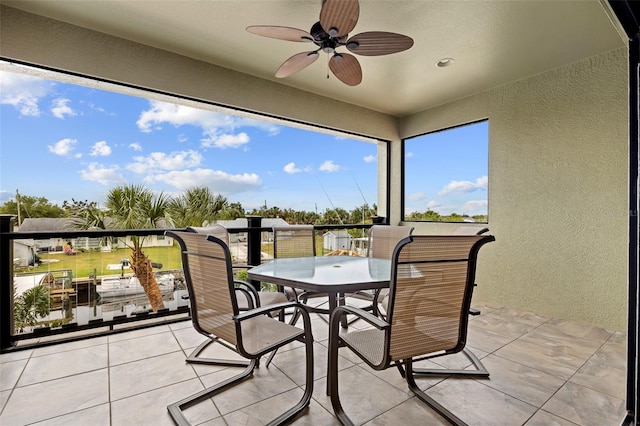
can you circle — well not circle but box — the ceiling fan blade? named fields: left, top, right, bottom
left=246, top=25, right=313, bottom=42
left=320, top=0, right=359, bottom=38
left=346, top=32, right=414, bottom=56
left=329, top=53, right=362, bottom=86
left=275, top=51, right=320, bottom=78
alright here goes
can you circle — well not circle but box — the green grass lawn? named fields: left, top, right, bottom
left=30, top=235, right=329, bottom=280
left=33, top=245, right=182, bottom=278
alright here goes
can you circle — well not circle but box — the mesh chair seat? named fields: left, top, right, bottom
left=248, top=290, right=288, bottom=307
left=238, top=314, right=305, bottom=355
left=340, top=328, right=386, bottom=366
left=328, top=234, right=495, bottom=426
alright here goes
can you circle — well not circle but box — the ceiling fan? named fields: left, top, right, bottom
left=246, top=0, right=414, bottom=86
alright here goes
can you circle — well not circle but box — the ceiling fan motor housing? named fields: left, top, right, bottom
left=247, top=0, right=413, bottom=86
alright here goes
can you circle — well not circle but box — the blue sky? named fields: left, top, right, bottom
left=404, top=121, right=488, bottom=216
left=0, top=64, right=487, bottom=216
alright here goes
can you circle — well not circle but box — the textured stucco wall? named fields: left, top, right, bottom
left=399, top=48, right=629, bottom=330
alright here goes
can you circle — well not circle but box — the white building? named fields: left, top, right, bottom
left=323, top=230, right=352, bottom=252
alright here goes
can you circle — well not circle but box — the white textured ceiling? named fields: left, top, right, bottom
left=1, top=0, right=624, bottom=117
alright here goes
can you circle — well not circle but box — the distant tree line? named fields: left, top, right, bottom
left=405, top=210, right=487, bottom=223
left=0, top=187, right=379, bottom=226
left=0, top=189, right=486, bottom=225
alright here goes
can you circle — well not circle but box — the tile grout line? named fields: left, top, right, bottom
left=510, top=321, right=619, bottom=426
left=107, top=332, right=113, bottom=426
left=0, top=350, right=34, bottom=420
left=469, top=315, right=580, bottom=426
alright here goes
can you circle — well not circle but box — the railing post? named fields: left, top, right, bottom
left=1, top=215, right=17, bottom=350
left=246, top=216, right=262, bottom=291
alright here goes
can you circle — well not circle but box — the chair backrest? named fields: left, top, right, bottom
left=386, top=234, right=494, bottom=362
left=186, top=224, right=230, bottom=246
left=366, top=225, right=414, bottom=259
left=166, top=230, right=239, bottom=346
left=273, top=225, right=316, bottom=258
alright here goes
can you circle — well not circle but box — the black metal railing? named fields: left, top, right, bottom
left=0, top=214, right=374, bottom=352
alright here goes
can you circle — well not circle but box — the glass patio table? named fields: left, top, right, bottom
left=247, top=255, right=391, bottom=325
left=249, top=255, right=391, bottom=395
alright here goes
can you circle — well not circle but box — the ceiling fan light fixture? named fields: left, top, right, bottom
left=436, top=58, right=455, bottom=68
left=247, top=0, right=413, bottom=86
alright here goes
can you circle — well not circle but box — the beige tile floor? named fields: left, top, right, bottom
left=0, top=302, right=628, bottom=426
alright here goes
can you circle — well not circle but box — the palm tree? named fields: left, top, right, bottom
left=218, top=201, right=246, bottom=220
left=14, top=285, right=52, bottom=332
left=168, top=186, right=229, bottom=228
left=103, top=184, right=174, bottom=311
left=73, top=184, right=173, bottom=311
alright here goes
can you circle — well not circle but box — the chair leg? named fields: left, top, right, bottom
left=264, top=347, right=278, bottom=367
left=170, top=321, right=314, bottom=426
left=168, top=360, right=256, bottom=426
left=392, top=361, right=406, bottom=378
left=186, top=337, right=251, bottom=367
left=264, top=305, right=304, bottom=367
left=405, top=359, right=468, bottom=426
left=267, top=309, right=315, bottom=426
left=411, top=348, right=489, bottom=378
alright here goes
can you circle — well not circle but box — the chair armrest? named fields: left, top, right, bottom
left=332, top=305, right=389, bottom=330
left=234, top=301, right=303, bottom=322
left=234, top=279, right=260, bottom=308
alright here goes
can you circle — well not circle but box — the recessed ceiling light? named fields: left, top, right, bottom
left=436, top=58, right=454, bottom=68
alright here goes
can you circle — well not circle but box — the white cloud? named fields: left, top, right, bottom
left=88, top=103, right=107, bottom=114
left=463, top=200, right=488, bottom=214
left=0, top=71, right=53, bottom=116
left=90, top=141, right=111, bottom=157
left=319, top=160, right=340, bottom=172
left=146, top=168, right=262, bottom=193
left=0, top=190, right=12, bottom=203
left=202, top=132, right=249, bottom=149
left=48, top=138, right=79, bottom=156
left=284, top=162, right=301, bottom=174
left=438, top=175, right=488, bottom=196
left=129, top=142, right=142, bottom=151
left=408, top=192, right=425, bottom=201
left=79, top=163, right=126, bottom=185
left=427, top=200, right=441, bottom=210
left=363, top=155, right=377, bottom=163
left=405, top=151, right=414, bottom=158
left=127, top=150, right=203, bottom=174
left=51, top=98, right=77, bottom=119
left=136, top=100, right=279, bottom=148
